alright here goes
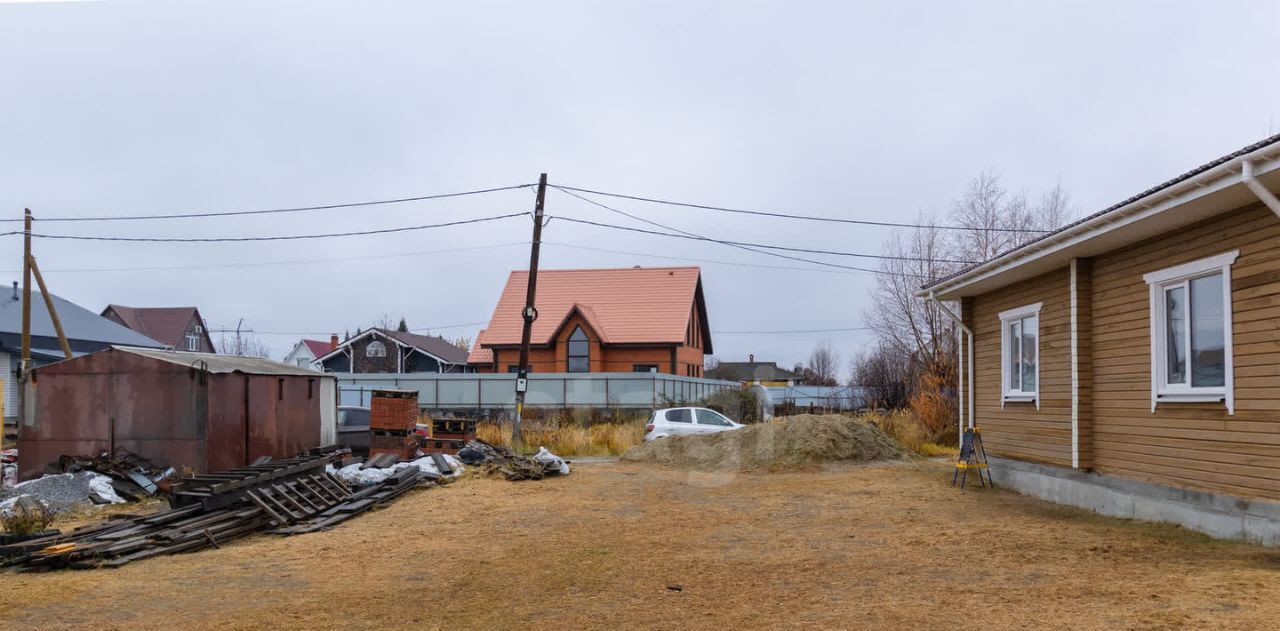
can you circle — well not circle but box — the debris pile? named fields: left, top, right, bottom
left=621, top=414, right=906, bottom=471
left=54, top=449, right=177, bottom=501
left=0, top=447, right=445, bottom=571
left=458, top=439, right=571, bottom=481
left=0, top=471, right=124, bottom=514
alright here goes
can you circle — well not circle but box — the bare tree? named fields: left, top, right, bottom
left=447, top=335, right=472, bottom=352
left=216, top=332, right=272, bottom=358
left=806, top=340, right=840, bottom=386
left=850, top=343, right=915, bottom=410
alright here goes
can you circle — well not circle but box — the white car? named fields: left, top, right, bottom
left=643, top=407, right=744, bottom=441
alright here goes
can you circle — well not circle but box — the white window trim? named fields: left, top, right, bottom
left=999, top=302, right=1042, bottom=409
left=1143, top=250, right=1237, bottom=415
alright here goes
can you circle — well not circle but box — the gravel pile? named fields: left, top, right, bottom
left=622, top=414, right=906, bottom=471
left=0, top=472, right=117, bottom=512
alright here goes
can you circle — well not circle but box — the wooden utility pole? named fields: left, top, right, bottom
left=513, top=173, right=548, bottom=448
left=29, top=256, right=72, bottom=359
left=20, top=209, right=31, bottom=376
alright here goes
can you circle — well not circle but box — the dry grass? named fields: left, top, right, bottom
left=5, top=462, right=1280, bottom=630
left=477, top=420, right=645, bottom=456
left=859, top=409, right=958, bottom=457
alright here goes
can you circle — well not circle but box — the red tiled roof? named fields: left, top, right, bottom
left=467, top=266, right=707, bottom=364
left=301, top=339, right=333, bottom=357
left=102, top=305, right=204, bottom=349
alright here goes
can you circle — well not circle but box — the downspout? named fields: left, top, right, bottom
left=929, top=291, right=975, bottom=442
left=1242, top=160, right=1280, bottom=218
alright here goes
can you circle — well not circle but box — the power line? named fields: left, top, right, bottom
left=553, top=187, right=898, bottom=273
left=714, top=327, right=873, bottom=334
left=208, top=321, right=490, bottom=337
left=542, top=241, right=867, bottom=274
left=553, top=183, right=1051, bottom=234
left=551, top=214, right=978, bottom=264
left=3, top=184, right=535, bottom=223
left=27, top=212, right=526, bottom=243
left=0, top=242, right=529, bottom=274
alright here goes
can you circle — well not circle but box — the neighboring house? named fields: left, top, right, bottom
left=707, top=356, right=803, bottom=385
left=920, top=133, right=1280, bottom=543
left=468, top=266, right=713, bottom=375
left=284, top=336, right=338, bottom=368
left=0, top=284, right=165, bottom=428
left=101, top=305, right=214, bottom=352
left=316, top=328, right=471, bottom=374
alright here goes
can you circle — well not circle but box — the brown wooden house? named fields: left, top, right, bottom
left=468, top=267, right=713, bottom=375
left=921, top=133, right=1280, bottom=544
left=101, top=305, right=215, bottom=353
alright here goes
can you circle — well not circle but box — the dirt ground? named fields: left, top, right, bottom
left=4, top=460, right=1280, bottom=630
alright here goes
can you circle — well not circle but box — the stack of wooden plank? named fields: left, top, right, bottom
left=0, top=447, right=438, bottom=572
left=369, top=389, right=420, bottom=459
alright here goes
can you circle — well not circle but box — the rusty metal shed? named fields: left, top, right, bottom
left=19, top=346, right=337, bottom=480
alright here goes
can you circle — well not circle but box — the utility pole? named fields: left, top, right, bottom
left=13, top=209, right=32, bottom=451
left=513, top=173, right=547, bottom=449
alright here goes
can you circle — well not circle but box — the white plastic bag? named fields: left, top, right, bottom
left=532, top=447, right=570, bottom=475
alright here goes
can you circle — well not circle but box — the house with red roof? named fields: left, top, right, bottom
left=101, top=305, right=214, bottom=353
left=283, top=336, right=339, bottom=368
left=468, top=266, right=712, bottom=376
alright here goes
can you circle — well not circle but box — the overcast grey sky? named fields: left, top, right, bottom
left=2, top=1, right=1279, bottom=372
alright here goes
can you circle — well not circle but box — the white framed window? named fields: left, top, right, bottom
left=186, top=325, right=202, bottom=351
left=366, top=340, right=387, bottom=358
left=999, top=302, right=1041, bottom=408
left=1143, top=250, right=1237, bottom=414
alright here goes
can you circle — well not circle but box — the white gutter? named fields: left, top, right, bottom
left=929, top=292, right=975, bottom=444
left=924, top=144, right=1280, bottom=299
left=1242, top=160, right=1280, bottom=218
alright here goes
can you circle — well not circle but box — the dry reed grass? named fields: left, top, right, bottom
left=476, top=420, right=645, bottom=456
left=860, top=409, right=958, bottom=458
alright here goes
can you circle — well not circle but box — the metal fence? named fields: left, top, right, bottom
left=334, top=372, right=739, bottom=410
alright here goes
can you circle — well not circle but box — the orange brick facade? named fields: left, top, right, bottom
left=476, top=305, right=707, bottom=376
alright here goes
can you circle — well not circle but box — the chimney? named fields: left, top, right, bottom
left=748, top=353, right=754, bottom=363
left=11, top=281, right=17, bottom=301
left=330, top=334, right=339, bottom=351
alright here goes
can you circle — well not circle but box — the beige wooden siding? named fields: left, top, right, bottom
left=1090, top=202, right=1280, bottom=499
left=970, top=267, right=1073, bottom=467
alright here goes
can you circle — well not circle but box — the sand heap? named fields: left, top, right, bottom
left=621, top=414, right=906, bottom=471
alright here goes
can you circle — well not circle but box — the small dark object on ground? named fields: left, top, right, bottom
left=667, top=584, right=684, bottom=592
left=461, top=439, right=568, bottom=481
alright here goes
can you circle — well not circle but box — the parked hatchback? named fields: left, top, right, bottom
left=643, top=407, right=743, bottom=441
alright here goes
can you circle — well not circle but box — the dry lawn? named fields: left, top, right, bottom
left=3, top=460, right=1280, bottom=630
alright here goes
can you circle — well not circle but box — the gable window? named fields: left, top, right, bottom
left=1143, top=250, right=1237, bottom=414
left=186, top=325, right=202, bottom=351
left=567, top=326, right=589, bottom=373
left=366, top=340, right=387, bottom=358
left=999, top=302, right=1041, bottom=407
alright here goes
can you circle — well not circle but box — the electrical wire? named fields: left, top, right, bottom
left=542, top=241, right=867, bottom=274
left=553, top=187, right=898, bottom=273
left=2, top=184, right=535, bottom=223
left=551, top=214, right=978, bottom=264
left=27, top=212, right=526, bottom=243
left=212, top=321, right=490, bottom=336
left=0, top=242, right=529, bottom=274
left=553, top=183, right=1051, bottom=234
left=714, top=327, right=873, bottom=334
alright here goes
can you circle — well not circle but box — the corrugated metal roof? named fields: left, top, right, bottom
left=0, top=289, right=165, bottom=348
left=115, top=346, right=330, bottom=376
left=468, top=267, right=705, bottom=364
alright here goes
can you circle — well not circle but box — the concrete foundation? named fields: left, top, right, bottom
left=989, top=456, right=1280, bottom=546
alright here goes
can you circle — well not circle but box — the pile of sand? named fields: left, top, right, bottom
left=621, top=414, right=906, bottom=471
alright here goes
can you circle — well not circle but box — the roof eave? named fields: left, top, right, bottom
left=920, top=145, right=1280, bottom=301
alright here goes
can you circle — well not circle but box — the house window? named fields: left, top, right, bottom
left=633, top=364, right=658, bottom=373
left=186, top=325, right=202, bottom=351
left=1143, top=250, right=1237, bottom=414
left=366, top=340, right=386, bottom=358
left=567, top=326, right=589, bottom=373
left=999, top=302, right=1041, bottom=407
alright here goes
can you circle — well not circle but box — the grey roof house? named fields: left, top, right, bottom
left=315, top=327, right=472, bottom=374
left=0, top=283, right=164, bottom=427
